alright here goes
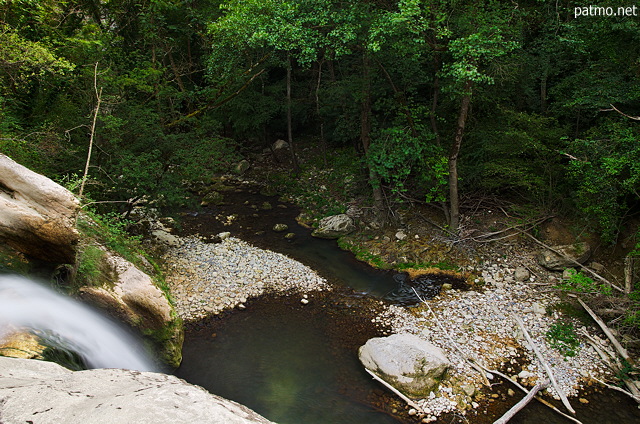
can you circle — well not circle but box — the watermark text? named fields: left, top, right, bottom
left=575, top=5, right=638, bottom=17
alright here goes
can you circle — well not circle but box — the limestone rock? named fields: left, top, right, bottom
left=395, top=230, right=407, bottom=241
left=79, top=252, right=183, bottom=367
left=0, top=332, right=45, bottom=360
left=0, top=356, right=273, bottom=424
left=0, top=154, right=80, bottom=263
left=311, top=214, right=355, bottom=239
left=359, top=333, right=450, bottom=398
left=537, top=242, right=591, bottom=271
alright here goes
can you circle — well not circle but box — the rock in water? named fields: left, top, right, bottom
left=0, top=356, right=274, bottom=424
left=0, top=154, right=80, bottom=263
left=311, top=214, right=355, bottom=239
left=537, top=242, right=591, bottom=271
left=358, top=333, right=450, bottom=398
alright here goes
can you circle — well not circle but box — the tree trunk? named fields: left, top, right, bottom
left=361, top=54, right=386, bottom=224
left=449, top=81, right=473, bottom=232
left=286, top=52, right=300, bottom=172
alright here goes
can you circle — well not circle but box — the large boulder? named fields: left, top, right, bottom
left=537, top=242, right=591, bottom=271
left=358, top=333, right=450, bottom=398
left=311, top=214, right=356, bottom=239
left=79, top=252, right=183, bottom=368
left=0, top=154, right=80, bottom=263
left=0, top=356, right=274, bottom=424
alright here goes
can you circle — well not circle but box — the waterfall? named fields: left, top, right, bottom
left=0, top=275, right=156, bottom=371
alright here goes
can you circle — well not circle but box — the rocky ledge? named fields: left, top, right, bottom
left=0, top=356, right=273, bottom=424
left=162, top=235, right=330, bottom=321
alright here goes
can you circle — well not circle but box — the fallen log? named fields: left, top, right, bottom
left=576, top=297, right=635, bottom=366
left=512, top=314, right=576, bottom=414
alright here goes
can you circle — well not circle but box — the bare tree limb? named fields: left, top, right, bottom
left=493, top=380, right=549, bottom=424
left=79, top=62, right=102, bottom=198
left=512, top=314, right=576, bottom=414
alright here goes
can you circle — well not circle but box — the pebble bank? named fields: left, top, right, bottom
left=163, top=232, right=613, bottom=422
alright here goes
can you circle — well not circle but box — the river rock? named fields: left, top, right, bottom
left=201, top=190, right=224, bottom=206
left=0, top=356, right=274, bottom=424
left=79, top=251, right=183, bottom=368
left=358, top=333, right=450, bottom=398
left=311, top=214, right=355, bottom=239
left=537, top=242, right=591, bottom=271
left=0, top=154, right=80, bottom=263
left=514, top=266, right=530, bottom=282
left=272, top=223, right=288, bottom=232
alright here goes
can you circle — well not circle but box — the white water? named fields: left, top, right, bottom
left=0, top=275, right=156, bottom=371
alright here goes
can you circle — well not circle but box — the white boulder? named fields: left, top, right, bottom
left=358, top=333, right=450, bottom=398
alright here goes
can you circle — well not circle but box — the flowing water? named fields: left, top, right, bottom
left=0, top=275, right=155, bottom=371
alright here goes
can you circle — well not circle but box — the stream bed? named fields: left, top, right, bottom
left=173, top=185, right=640, bottom=424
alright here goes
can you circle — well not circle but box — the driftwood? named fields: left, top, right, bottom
left=592, top=376, right=640, bottom=403
left=512, top=314, right=576, bottom=414
left=411, top=287, right=491, bottom=386
left=521, top=231, right=624, bottom=293
left=470, top=361, right=584, bottom=424
left=493, top=380, right=549, bottom=424
left=576, top=297, right=634, bottom=366
left=364, top=368, right=424, bottom=413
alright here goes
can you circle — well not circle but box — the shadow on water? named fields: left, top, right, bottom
left=175, top=185, right=640, bottom=424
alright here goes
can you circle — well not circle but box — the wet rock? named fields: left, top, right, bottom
left=359, top=333, right=450, bottom=398
left=78, top=251, right=183, bottom=368
left=284, top=232, right=296, bottom=239
left=537, top=242, right=591, bottom=271
left=0, top=356, right=274, bottom=424
left=0, top=154, right=80, bottom=263
left=201, top=190, right=224, bottom=206
left=234, top=160, right=250, bottom=175
left=312, top=214, right=355, bottom=239
left=272, top=223, right=288, bottom=232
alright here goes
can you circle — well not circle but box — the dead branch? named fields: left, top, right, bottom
left=470, top=361, right=584, bottom=424
left=79, top=62, right=102, bottom=199
left=364, top=368, right=424, bottom=413
left=576, top=297, right=634, bottom=366
left=512, top=314, right=576, bottom=414
left=411, top=287, right=491, bottom=386
left=493, top=380, right=549, bottom=424
left=520, top=231, right=624, bottom=293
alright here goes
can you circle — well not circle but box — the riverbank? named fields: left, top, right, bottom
left=161, top=221, right=622, bottom=422
left=163, top=235, right=330, bottom=321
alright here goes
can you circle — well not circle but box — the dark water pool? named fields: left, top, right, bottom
left=176, top=295, right=402, bottom=424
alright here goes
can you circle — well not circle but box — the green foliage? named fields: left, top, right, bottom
left=566, top=120, right=640, bottom=242
left=545, top=320, right=581, bottom=358
left=555, top=269, right=613, bottom=296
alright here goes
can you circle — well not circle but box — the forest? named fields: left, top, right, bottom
left=2, top=1, right=640, bottom=421
left=1, top=0, right=639, bottom=243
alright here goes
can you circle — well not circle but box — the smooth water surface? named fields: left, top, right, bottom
left=176, top=297, right=401, bottom=424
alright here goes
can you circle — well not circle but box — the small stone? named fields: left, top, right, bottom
left=507, top=389, right=515, bottom=397
left=273, top=223, right=288, bottom=232
left=395, top=230, right=407, bottom=241
left=301, top=298, right=309, bottom=305
left=579, top=398, right=589, bottom=404
left=284, top=232, right=296, bottom=239
left=408, top=408, right=417, bottom=416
